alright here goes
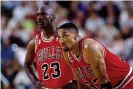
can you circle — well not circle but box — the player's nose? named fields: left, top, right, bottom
left=39, top=15, right=43, bottom=20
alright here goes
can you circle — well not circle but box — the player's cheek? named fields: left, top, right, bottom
left=60, top=38, right=65, bottom=45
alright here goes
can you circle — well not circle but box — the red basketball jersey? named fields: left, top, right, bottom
left=35, top=32, right=74, bottom=88
left=68, top=51, right=101, bottom=89
left=78, top=36, right=132, bottom=88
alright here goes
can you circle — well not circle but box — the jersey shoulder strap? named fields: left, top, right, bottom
left=34, top=32, right=42, bottom=53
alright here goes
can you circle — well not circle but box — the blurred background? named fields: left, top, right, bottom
left=1, top=1, right=133, bottom=89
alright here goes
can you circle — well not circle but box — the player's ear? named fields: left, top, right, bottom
left=73, top=31, right=78, bottom=40
left=74, top=31, right=78, bottom=37
left=48, top=13, right=56, bottom=23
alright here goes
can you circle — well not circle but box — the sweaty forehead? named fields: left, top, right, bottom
left=58, top=28, right=76, bottom=33
left=37, top=5, right=49, bottom=13
left=58, top=29, right=66, bottom=33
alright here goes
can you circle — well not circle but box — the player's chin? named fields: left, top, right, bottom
left=63, top=46, right=70, bottom=52
left=38, top=22, right=48, bottom=28
left=38, top=24, right=45, bottom=28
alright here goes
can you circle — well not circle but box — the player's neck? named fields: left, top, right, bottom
left=71, top=41, right=80, bottom=57
left=42, top=23, right=55, bottom=38
left=71, top=37, right=81, bottom=57
left=43, top=30, right=54, bottom=38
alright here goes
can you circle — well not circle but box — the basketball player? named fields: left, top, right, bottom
left=24, top=6, right=78, bottom=89
left=57, top=22, right=133, bottom=89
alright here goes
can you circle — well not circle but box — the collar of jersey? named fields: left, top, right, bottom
left=41, top=31, right=54, bottom=42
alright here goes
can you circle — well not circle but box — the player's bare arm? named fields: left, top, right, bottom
left=24, top=38, right=44, bottom=89
left=82, top=39, right=112, bottom=88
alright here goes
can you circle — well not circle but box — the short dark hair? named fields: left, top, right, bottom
left=58, top=22, right=78, bottom=33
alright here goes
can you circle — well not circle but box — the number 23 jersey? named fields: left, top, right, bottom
left=35, top=32, right=74, bottom=88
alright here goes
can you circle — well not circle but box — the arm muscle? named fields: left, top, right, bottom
left=83, top=39, right=109, bottom=84
left=24, top=39, right=38, bottom=84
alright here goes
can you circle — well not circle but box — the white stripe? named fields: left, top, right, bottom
left=122, top=76, right=133, bottom=89
left=41, top=31, right=54, bottom=42
left=116, top=67, right=132, bottom=89
left=71, top=52, right=81, bottom=61
left=68, top=52, right=73, bottom=62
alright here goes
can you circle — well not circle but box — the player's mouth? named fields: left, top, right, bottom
left=38, top=21, right=47, bottom=27
left=38, top=22, right=44, bottom=25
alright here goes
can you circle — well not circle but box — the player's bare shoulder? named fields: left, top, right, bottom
left=27, top=37, right=35, bottom=52
left=82, top=38, right=103, bottom=53
left=81, top=38, right=105, bottom=63
left=25, top=37, right=36, bottom=65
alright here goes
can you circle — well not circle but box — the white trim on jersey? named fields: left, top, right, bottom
left=70, top=52, right=81, bottom=61
left=122, top=76, right=133, bottom=89
left=68, top=52, right=74, bottom=62
left=115, top=67, right=133, bottom=89
left=41, top=31, right=54, bottom=42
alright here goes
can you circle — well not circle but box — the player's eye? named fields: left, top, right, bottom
left=42, top=12, right=48, bottom=16
left=62, top=33, right=68, bottom=38
left=36, top=13, right=39, bottom=16
left=62, top=31, right=67, bottom=35
left=41, top=12, right=45, bottom=16
left=37, top=12, right=48, bottom=16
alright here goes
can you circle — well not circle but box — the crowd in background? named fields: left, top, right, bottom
left=1, top=1, right=133, bottom=89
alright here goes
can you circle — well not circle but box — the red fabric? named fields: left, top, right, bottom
left=35, top=32, right=74, bottom=88
left=69, top=36, right=130, bottom=88
left=69, top=51, right=101, bottom=89
left=85, top=37, right=130, bottom=87
left=123, top=78, right=133, bottom=89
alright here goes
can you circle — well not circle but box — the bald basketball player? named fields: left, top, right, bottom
left=24, top=6, right=78, bottom=89
left=57, top=22, right=133, bottom=89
